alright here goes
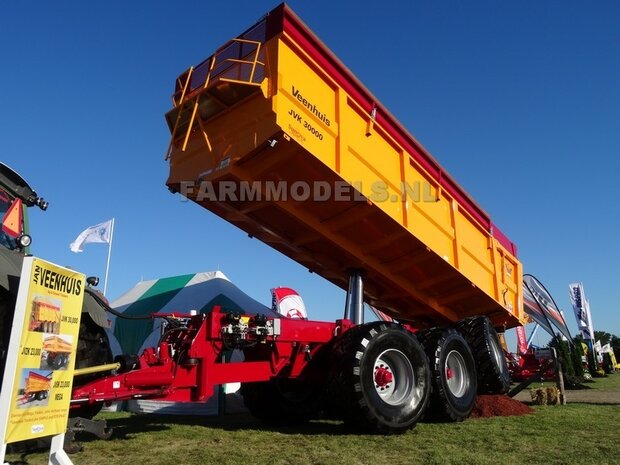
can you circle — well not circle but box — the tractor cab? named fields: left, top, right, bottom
left=0, top=162, right=48, bottom=252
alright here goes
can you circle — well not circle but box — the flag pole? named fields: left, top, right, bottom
left=103, top=218, right=115, bottom=296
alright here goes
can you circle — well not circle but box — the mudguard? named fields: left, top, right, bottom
left=82, top=288, right=112, bottom=329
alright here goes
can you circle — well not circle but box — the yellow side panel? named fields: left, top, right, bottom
left=43, top=336, right=72, bottom=353
left=455, top=207, right=495, bottom=294
left=26, top=377, right=50, bottom=393
left=34, top=306, right=60, bottom=323
left=168, top=92, right=277, bottom=184
left=403, top=160, right=455, bottom=265
left=493, top=240, right=524, bottom=321
left=340, top=99, right=404, bottom=225
left=274, top=40, right=338, bottom=168
left=272, top=37, right=501, bottom=303
left=267, top=35, right=523, bottom=319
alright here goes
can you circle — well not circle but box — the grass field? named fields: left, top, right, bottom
left=6, top=375, right=620, bottom=465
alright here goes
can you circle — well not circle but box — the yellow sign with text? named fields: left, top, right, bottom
left=4, top=258, right=84, bottom=443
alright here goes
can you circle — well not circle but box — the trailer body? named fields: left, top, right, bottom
left=25, top=371, right=51, bottom=394
left=165, top=4, right=525, bottom=330
left=29, top=297, right=61, bottom=333
left=24, top=370, right=51, bottom=401
left=42, top=335, right=72, bottom=354
left=43, top=335, right=73, bottom=369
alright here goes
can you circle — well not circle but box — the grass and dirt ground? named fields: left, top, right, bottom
left=6, top=375, right=620, bottom=465
left=513, top=372, right=620, bottom=405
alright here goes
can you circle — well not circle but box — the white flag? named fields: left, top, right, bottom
left=569, top=282, right=593, bottom=340
left=70, top=220, right=112, bottom=253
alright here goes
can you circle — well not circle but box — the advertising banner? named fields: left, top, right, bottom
left=523, top=275, right=572, bottom=341
left=569, top=282, right=593, bottom=340
left=271, top=287, right=308, bottom=319
left=0, top=257, right=85, bottom=444
left=515, top=326, right=528, bottom=355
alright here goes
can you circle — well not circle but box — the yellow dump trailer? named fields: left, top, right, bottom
left=25, top=371, right=50, bottom=393
left=29, top=297, right=61, bottom=333
left=165, top=4, right=525, bottom=331
left=43, top=335, right=72, bottom=354
left=24, top=371, right=51, bottom=401
left=42, top=335, right=72, bottom=369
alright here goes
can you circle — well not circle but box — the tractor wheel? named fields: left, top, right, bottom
left=35, top=391, right=47, bottom=401
left=329, top=322, right=430, bottom=434
left=418, top=328, right=477, bottom=421
left=456, top=316, right=510, bottom=394
left=75, top=316, right=113, bottom=370
left=241, top=378, right=320, bottom=426
left=71, top=315, right=113, bottom=418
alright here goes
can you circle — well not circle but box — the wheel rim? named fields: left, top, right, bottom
left=444, top=349, right=469, bottom=398
left=373, top=348, right=416, bottom=406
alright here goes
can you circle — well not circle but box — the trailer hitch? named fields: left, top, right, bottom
left=64, top=416, right=113, bottom=453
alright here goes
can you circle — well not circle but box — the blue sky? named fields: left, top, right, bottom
left=2, top=1, right=619, bottom=347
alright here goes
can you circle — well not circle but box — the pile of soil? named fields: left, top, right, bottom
left=470, top=395, right=534, bottom=418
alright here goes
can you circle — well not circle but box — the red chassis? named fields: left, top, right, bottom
left=71, top=307, right=351, bottom=410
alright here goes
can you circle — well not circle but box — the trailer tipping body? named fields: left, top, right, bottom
left=43, top=335, right=72, bottom=354
left=29, top=297, right=61, bottom=333
left=165, top=4, right=525, bottom=330
left=25, top=371, right=51, bottom=395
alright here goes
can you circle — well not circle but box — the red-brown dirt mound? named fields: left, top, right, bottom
left=470, top=395, right=534, bottom=418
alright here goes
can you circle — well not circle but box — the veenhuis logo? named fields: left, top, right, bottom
left=292, top=85, right=331, bottom=127
left=33, top=264, right=82, bottom=296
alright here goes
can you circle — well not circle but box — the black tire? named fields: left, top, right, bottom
left=71, top=315, right=113, bottom=418
left=241, top=378, right=320, bottom=426
left=75, top=316, right=113, bottom=370
left=418, top=328, right=477, bottom=422
left=329, top=322, right=430, bottom=434
left=456, top=316, right=510, bottom=394
left=35, top=391, right=46, bottom=401
left=49, top=353, right=63, bottom=370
